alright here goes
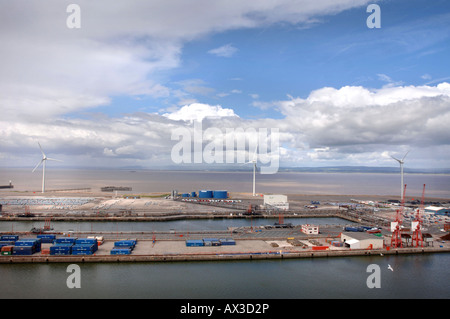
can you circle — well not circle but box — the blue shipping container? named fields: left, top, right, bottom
left=72, top=244, right=97, bottom=253
left=50, top=245, right=72, bottom=255
left=186, top=240, right=204, bottom=247
left=114, top=240, right=136, bottom=249
left=198, top=190, right=213, bottom=198
left=1, top=235, right=19, bottom=242
left=13, top=246, right=35, bottom=255
left=15, top=239, right=41, bottom=252
left=71, top=250, right=94, bottom=255
left=55, top=237, right=77, bottom=244
left=0, top=241, right=15, bottom=248
left=37, top=234, right=56, bottom=243
left=110, top=248, right=132, bottom=255
left=213, top=190, right=228, bottom=199
left=219, top=238, right=236, bottom=245
left=75, top=239, right=98, bottom=248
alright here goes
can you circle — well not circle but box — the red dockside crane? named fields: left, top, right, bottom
left=412, top=184, right=425, bottom=247
left=391, top=184, right=407, bottom=248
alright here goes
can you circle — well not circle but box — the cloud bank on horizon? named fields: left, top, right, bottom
left=1, top=0, right=449, bottom=170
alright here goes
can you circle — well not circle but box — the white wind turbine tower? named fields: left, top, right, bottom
left=244, top=145, right=258, bottom=196
left=32, top=142, right=62, bottom=193
left=391, top=151, right=409, bottom=201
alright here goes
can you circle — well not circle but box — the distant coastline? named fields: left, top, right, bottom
left=1, top=166, right=450, bottom=174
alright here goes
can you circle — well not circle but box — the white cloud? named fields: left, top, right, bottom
left=163, top=103, right=239, bottom=122
left=277, top=83, right=450, bottom=153
left=3, top=1, right=450, bottom=169
left=1, top=82, right=450, bottom=169
left=208, top=44, right=239, bottom=57
left=0, top=0, right=374, bottom=120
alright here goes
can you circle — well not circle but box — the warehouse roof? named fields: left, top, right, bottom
left=341, top=232, right=383, bottom=241
left=425, top=206, right=449, bottom=212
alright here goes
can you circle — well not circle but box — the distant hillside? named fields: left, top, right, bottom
left=277, top=166, right=450, bottom=174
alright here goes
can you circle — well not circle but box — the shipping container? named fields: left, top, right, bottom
left=344, top=227, right=364, bottom=232
left=198, top=190, right=213, bottom=198
left=114, top=240, right=136, bottom=249
left=15, top=239, right=41, bottom=252
left=37, top=234, right=56, bottom=243
left=110, top=248, right=132, bottom=255
left=1, top=235, right=19, bottom=242
left=71, top=250, right=94, bottom=255
left=186, top=240, right=204, bottom=247
left=312, top=246, right=329, bottom=251
left=50, top=245, right=72, bottom=255
left=219, top=238, right=236, bottom=246
left=1, top=246, right=13, bottom=255
left=0, top=241, right=16, bottom=248
left=13, top=246, right=35, bottom=255
left=72, top=244, right=97, bottom=254
left=55, top=237, right=77, bottom=245
left=213, top=190, right=228, bottom=199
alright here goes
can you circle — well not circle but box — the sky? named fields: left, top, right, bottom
left=1, top=0, right=450, bottom=171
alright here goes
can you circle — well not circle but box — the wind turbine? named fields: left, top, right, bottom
left=244, top=145, right=258, bottom=196
left=391, top=151, right=409, bottom=201
left=32, top=142, right=62, bottom=193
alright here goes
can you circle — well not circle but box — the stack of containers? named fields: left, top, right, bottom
left=111, top=239, right=136, bottom=255
left=1, top=246, right=14, bottom=255
left=1, top=235, right=19, bottom=242
left=13, top=238, right=41, bottom=255
left=0, top=235, right=19, bottom=254
left=50, top=237, right=77, bottom=256
left=185, top=239, right=204, bottom=247
left=219, top=238, right=236, bottom=246
left=110, top=247, right=132, bottom=255
left=203, top=238, right=221, bottom=246
left=37, top=234, right=56, bottom=244
left=72, top=238, right=98, bottom=255
left=50, top=244, right=72, bottom=255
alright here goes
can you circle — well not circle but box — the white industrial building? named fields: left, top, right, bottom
left=301, top=224, right=319, bottom=235
left=263, top=194, right=289, bottom=211
left=425, top=206, right=450, bottom=216
left=341, top=232, right=384, bottom=249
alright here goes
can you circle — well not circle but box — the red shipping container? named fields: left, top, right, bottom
left=312, top=246, right=329, bottom=251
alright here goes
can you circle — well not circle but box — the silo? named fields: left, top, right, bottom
left=198, top=190, right=213, bottom=198
left=213, top=190, right=228, bottom=199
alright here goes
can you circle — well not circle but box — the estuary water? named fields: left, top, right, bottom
left=1, top=168, right=450, bottom=198
left=0, top=253, right=448, bottom=299
left=0, top=217, right=449, bottom=300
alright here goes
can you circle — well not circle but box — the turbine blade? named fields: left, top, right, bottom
left=32, top=159, right=44, bottom=172
left=252, top=145, right=258, bottom=161
left=46, top=157, right=63, bottom=162
left=402, top=151, right=410, bottom=161
left=390, top=155, right=401, bottom=163
left=38, top=142, right=46, bottom=157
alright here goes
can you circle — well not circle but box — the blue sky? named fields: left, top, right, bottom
left=102, top=0, right=450, bottom=119
left=1, top=0, right=450, bottom=170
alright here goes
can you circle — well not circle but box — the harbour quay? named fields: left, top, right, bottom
left=1, top=227, right=449, bottom=263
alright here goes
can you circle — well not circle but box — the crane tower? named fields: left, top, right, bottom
left=391, top=184, right=406, bottom=248
left=412, top=184, right=425, bottom=247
